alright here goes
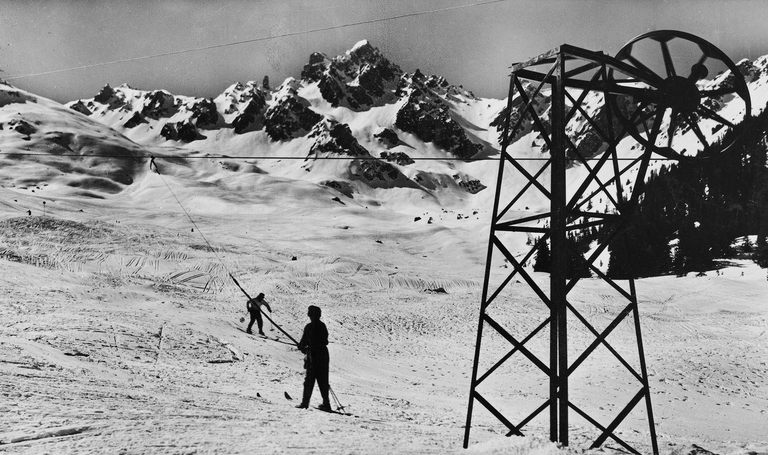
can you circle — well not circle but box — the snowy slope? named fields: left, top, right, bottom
left=1, top=40, right=768, bottom=454
left=0, top=82, right=155, bottom=199
left=0, top=199, right=765, bottom=454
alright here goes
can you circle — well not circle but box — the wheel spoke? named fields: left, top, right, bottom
left=624, top=55, right=665, bottom=85
left=667, top=109, right=679, bottom=148
left=687, top=114, right=710, bottom=149
left=660, top=41, right=676, bottom=78
left=646, top=107, right=666, bottom=146
left=697, top=105, right=735, bottom=128
left=700, top=86, right=737, bottom=98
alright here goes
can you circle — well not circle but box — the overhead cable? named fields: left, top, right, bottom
left=4, top=0, right=511, bottom=81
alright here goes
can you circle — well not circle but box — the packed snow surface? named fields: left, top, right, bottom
left=0, top=182, right=766, bottom=453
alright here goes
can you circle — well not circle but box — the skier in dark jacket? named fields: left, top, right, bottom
left=296, top=305, right=331, bottom=411
left=246, top=293, right=272, bottom=336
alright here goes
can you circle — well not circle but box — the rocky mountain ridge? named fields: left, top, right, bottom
left=59, top=40, right=500, bottom=202
left=2, top=40, right=767, bottom=209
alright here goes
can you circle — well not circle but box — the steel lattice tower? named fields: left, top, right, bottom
left=463, top=31, right=751, bottom=454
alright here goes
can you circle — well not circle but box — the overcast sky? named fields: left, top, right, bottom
left=1, top=0, right=768, bottom=103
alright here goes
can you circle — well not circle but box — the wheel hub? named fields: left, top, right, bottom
left=659, top=76, right=700, bottom=113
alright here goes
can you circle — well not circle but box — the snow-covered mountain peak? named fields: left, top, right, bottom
left=274, top=77, right=302, bottom=98
left=215, top=80, right=267, bottom=114
left=300, top=40, right=402, bottom=110
left=350, top=39, right=371, bottom=52
left=305, top=40, right=400, bottom=81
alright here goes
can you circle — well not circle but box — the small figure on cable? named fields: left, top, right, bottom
left=246, top=293, right=271, bottom=336
left=296, top=305, right=331, bottom=411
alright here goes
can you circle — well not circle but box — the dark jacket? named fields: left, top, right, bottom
left=299, top=320, right=328, bottom=358
left=247, top=298, right=271, bottom=314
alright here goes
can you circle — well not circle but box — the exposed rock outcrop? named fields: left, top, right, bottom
left=374, top=128, right=399, bottom=148
left=307, top=118, right=369, bottom=157
left=69, top=100, right=92, bottom=116
left=264, top=79, right=322, bottom=141
left=123, top=112, right=147, bottom=128
left=379, top=151, right=414, bottom=166
left=395, top=71, right=482, bottom=160
left=160, top=121, right=203, bottom=142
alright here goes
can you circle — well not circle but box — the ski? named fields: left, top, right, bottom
left=315, top=405, right=354, bottom=416
left=233, top=325, right=270, bottom=339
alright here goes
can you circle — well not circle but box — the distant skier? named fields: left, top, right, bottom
left=246, top=293, right=272, bottom=336
left=296, top=305, right=331, bottom=411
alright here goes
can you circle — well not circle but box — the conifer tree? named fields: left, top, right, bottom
left=743, top=236, right=753, bottom=253
left=756, top=235, right=768, bottom=268
left=533, top=237, right=551, bottom=273
left=607, top=231, right=634, bottom=279
left=566, top=234, right=591, bottom=278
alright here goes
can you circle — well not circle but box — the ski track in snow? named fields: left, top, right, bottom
left=0, top=196, right=766, bottom=455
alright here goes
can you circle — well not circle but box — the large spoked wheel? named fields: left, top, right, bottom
left=608, top=30, right=751, bottom=159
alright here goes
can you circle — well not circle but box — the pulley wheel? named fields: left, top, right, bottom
left=608, top=30, right=751, bottom=159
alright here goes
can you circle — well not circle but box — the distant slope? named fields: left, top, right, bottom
left=0, top=82, right=150, bottom=199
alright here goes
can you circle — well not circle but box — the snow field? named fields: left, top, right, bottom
left=0, top=186, right=766, bottom=453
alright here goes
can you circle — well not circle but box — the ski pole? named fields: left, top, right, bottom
left=329, top=385, right=345, bottom=412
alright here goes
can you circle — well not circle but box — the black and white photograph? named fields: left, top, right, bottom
left=1, top=1, right=767, bottom=453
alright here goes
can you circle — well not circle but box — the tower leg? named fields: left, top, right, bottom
left=549, top=53, right=569, bottom=445
left=463, top=75, right=516, bottom=449
left=629, top=280, right=659, bottom=455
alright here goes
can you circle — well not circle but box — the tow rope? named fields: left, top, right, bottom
left=229, top=273, right=299, bottom=346
left=149, top=156, right=346, bottom=413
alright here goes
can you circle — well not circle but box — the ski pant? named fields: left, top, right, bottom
left=247, top=310, right=263, bottom=334
left=302, top=349, right=330, bottom=406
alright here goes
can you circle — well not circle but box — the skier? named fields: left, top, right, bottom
left=246, top=293, right=272, bottom=336
left=296, top=305, right=331, bottom=411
